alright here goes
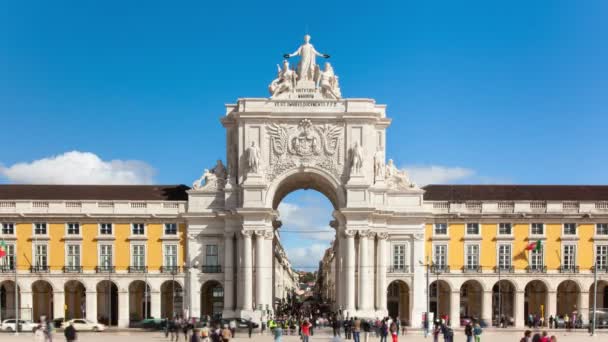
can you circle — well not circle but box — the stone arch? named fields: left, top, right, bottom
left=492, top=279, right=516, bottom=327
left=460, top=279, right=483, bottom=321
left=201, top=280, right=224, bottom=318
left=387, top=280, right=410, bottom=324
left=556, top=280, right=580, bottom=316
left=524, top=280, right=548, bottom=321
left=96, top=280, right=118, bottom=326
left=430, top=280, right=451, bottom=321
left=0, top=280, right=21, bottom=319
left=266, top=167, right=345, bottom=209
left=64, top=280, right=86, bottom=320
left=129, top=280, right=151, bottom=321
left=161, top=280, right=183, bottom=319
left=32, top=280, right=53, bottom=321
left=589, top=280, right=608, bottom=312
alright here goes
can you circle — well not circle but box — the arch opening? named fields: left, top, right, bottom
left=161, top=281, right=183, bottom=319
left=271, top=171, right=341, bottom=210
left=460, top=280, right=483, bottom=324
left=97, top=280, right=118, bottom=326
left=524, top=280, right=548, bottom=323
left=589, top=280, right=608, bottom=314
left=32, top=280, right=53, bottom=322
left=64, top=280, right=86, bottom=320
left=492, top=280, right=515, bottom=327
left=201, top=281, right=223, bottom=319
left=430, top=280, right=451, bottom=322
left=129, top=280, right=151, bottom=322
left=0, top=280, right=21, bottom=320
left=387, top=280, right=410, bottom=325
left=556, top=280, right=580, bottom=317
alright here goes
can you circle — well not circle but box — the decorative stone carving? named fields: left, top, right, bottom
left=315, top=62, right=341, bottom=99
left=344, top=230, right=357, bottom=237
left=413, top=233, right=424, bottom=241
left=192, top=160, right=227, bottom=191
left=269, top=60, right=297, bottom=99
left=241, top=230, right=254, bottom=238
left=377, top=232, right=389, bottom=240
left=246, top=141, right=261, bottom=174
left=373, top=149, right=385, bottom=183
left=385, top=159, right=416, bottom=190
left=284, top=35, right=330, bottom=81
left=349, top=141, right=364, bottom=177
left=266, top=119, right=343, bottom=180
left=358, top=230, right=371, bottom=238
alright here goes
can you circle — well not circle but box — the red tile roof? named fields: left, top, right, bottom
left=0, top=184, right=189, bottom=201
left=423, top=185, right=608, bottom=201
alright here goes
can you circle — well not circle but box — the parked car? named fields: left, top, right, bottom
left=0, top=319, right=40, bottom=332
left=65, top=319, right=105, bottom=332
left=130, top=318, right=166, bottom=330
left=220, top=318, right=259, bottom=329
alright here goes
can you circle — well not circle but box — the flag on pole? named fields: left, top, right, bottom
left=0, top=240, right=7, bottom=258
left=525, top=240, right=542, bottom=252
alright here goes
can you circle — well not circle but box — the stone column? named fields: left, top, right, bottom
left=411, top=233, right=427, bottom=329
left=376, top=233, right=388, bottom=313
left=547, top=290, right=556, bottom=320
left=188, top=266, right=201, bottom=317
left=450, top=290, right=460, bottom=327
left=255, top=230, right=265, bottom=310
left=345, top=230, right=356, bottom=314
left=241, top=231, right=253, bottom=311
left=53, top=291, right=65, bottom=320
left=263, top=233, right=274, bottom=313
left=118, top=291, right=130, bottom=328
left=358, top=231, right=370, bottom=312
left=236, top=234, right=244, bottom=309
left=151, top=291, right=161, bottom=319
left=86, top=291, right=97, bottom=322
left=482, top=290, right=493, bottom=325
left=515, top=291, right=525, bottom=328
left=367, top=233, right=376, bottom=310
left=223, top=233, right=235, bottom=312
left=580, top=291, right=590, bottom=324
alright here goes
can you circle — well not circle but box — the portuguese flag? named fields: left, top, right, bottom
left=0, top=240, right=6, bottom=258
left=526, top=240, right=542, bottom=252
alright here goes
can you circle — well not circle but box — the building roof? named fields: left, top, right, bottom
left=0, top=184, right=189, bottom=201
left=423, top=185, right=608, bottom=202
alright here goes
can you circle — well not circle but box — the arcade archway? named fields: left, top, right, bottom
left=387, top=280, right=410, bottom=324
left=161, top=280, right=183, bottom=319
left=492, top=280, right=515, bottom=326
left=64, top=280, right=86, bottom=320
left=524, top=280, right=548, bottom=320
left=0, top=280, right=20, bottom=319
left=129, top=280, right=151, bottom=321
left=430, top=280, right=451, bottom=321
left=557, top=280, right=580, bottom=316
left=460, top=280, right=483, bottom=321
left=97, top=280, right=118, bottom=326
left=201, top=281, right=223, bottom=318
left=32, top=280, right=53, bottom=321
left=589, top=280, right=608, bottom=312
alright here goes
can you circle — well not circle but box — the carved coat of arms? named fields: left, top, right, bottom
left=266, top=119, right=343, bottom=180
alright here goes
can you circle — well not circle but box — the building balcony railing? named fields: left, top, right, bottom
left=201, top=265, right=222, bottom=273
left=30, top=265, right=49, bottom=273
left=128, top=266, right=148, bottom=273
left=161, top=266, right=181, bottom=274
left=388, top=266, right=410, bottom=273
left=494, top=266, right=515, bottom=273
left=591, top=265, right=608, bottom=273
left=95, top=266, right=115, bottom=273
left=462, top=265, right=482, bottom=273
left=430, top=265, right=450, bottom=274
left=526, top=265, right=547, bottom=273
left=559, top=265, right=579, bottom=273
left=63, top=266, right=83, bottom=273
left=0, top=265, right=16, bottom=273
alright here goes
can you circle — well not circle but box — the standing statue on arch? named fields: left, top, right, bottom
left=284, top=34, right=330, bottom=81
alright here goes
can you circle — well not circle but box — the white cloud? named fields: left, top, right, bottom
left=0, top=151, right=156, bottom=185
left=277, top=201, right=335, bottom=242
left=404, top=165, right=475, bottom=186
left=286, top=243, right=330, bottom=270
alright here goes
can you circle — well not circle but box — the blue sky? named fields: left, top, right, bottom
left=1, top=1, right=607, bottom=269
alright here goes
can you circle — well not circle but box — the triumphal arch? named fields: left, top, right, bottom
left=186, top=36, right=426, bottom=325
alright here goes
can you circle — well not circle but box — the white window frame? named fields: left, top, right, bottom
left=1, top=222, right=16, bottom=236
left=1, top=242, right=16, bottom=270
left=529, top=222, right=546, bottom=238
left=65, top=222, right=81, bottom=236
left=98, top=223, right=114, bottom=236
left=432, top=243, right=448, bottom=268
left=562, top=223, right=578, bottom=237
left=464, top=243, right=480, bottom=270
left=496, top=243, right=512, bottom=270
left=596, top=223, right=608, bottom=237
left=130, top=243, right=147, bottom=268
left=98, top=243, right=114, bottom=270
left=433, top=223, right=448, bottom=236
left=65, top=243, right=82, bottom=268
left=561, top=243, right=577, bottom=270
left=529, top=246, right=544, bottom=270
left=465, top=222, right=481, bottom=237
left=32, top=222, right=48, bottom=237
left=163, top=223, right=178, bottom=236
left=205, top=244, right=220, bottom=266
left=163, top=243, right=178, bottom=267
left=32, top=243, right=49, bottom=268
left=131, top=223, right=146, bottom=236
left=594, top=244, right=608, bottom=270
left=497, top=222, right=513, bottom=237
left=391, top=242, right=408, bottom=271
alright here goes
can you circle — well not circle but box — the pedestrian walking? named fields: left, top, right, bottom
left=201, top=324, right=210, bottom=342
left=229, top=320, right=237, bottom=338
left=273, top=325, right=283, bottom=342
left=301, top=319, right=312, bottom=342
left=248, top=320, right=253, bottom=338
left=389, top=322, right=398, bottom=342
left=380, top=320, right=388, bottom=342
left=64, top=322, right=76, bottom=342
left=353, top=317, right=361, bottom=342
left=520, top=330, right=532, bottom=342
left=333, top=318, right=340, bottom=337
left=362, top=319, right=370, bottom=342
left=221, top=325, right=232, bottom=342
left=464, top=322, right=473, bottom=342
left=432, top=323, right=440, bottom=342
left=473, top=321, right=482, bottom=342
left=190, top=329, right=201, bottom=342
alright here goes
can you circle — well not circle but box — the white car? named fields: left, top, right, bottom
left=65, top=319, right=105, bottom=332
left=0, top=319, right=40, bottom=332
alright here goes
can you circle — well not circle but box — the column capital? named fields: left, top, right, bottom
left=377, top=232, right=389, bottom=240
left=359, top=230, right=372, bottom=238
left=344, top=229, right=357, bottom=238
left=241, top=230, right=254, bottom=238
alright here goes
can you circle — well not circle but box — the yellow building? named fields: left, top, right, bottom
left=0, top=185, right=188, bottom=327
left=421, top=185, right=608, bottom=328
